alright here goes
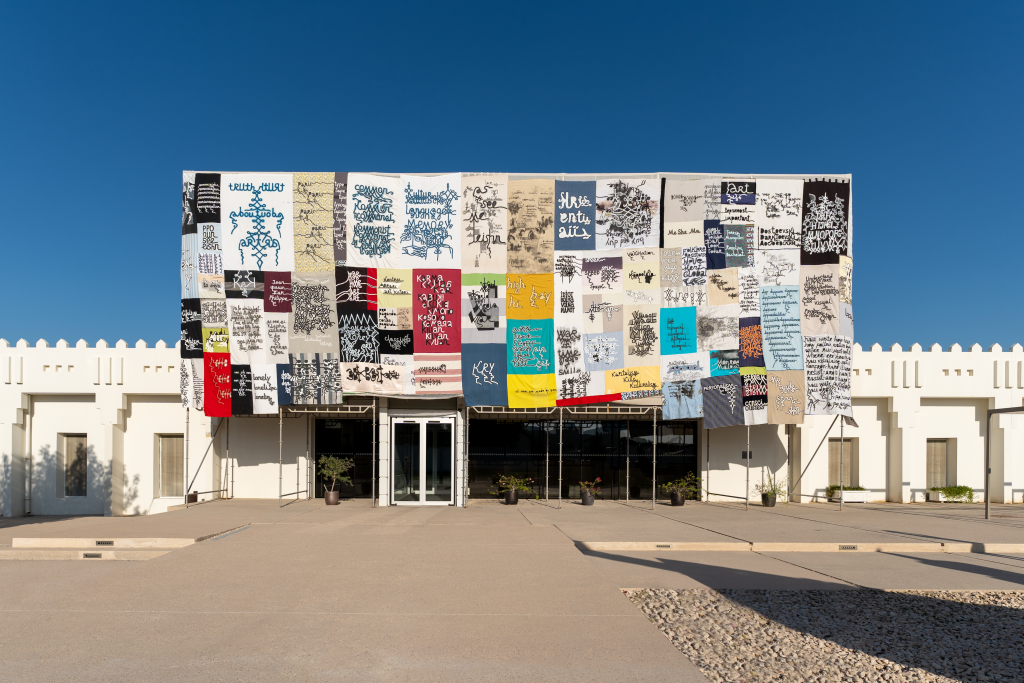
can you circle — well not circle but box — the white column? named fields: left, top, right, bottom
left=376, top=398, right=389, bottom=506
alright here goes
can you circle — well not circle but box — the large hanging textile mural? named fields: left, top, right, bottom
left=181, top=172, right=853, bottom=424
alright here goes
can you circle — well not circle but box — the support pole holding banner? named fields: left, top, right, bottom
left=986, top=411, right=991, bottom=520
left=372, top=399, right=377, bottom=508
left=545, top=421, right=549, bottom=502
left=278, top=408, right=283, bottom=507
left=184, top=405, right=190, bottom=507
left=652, top=408, right=658, bottom=510
left=186, top=417, right=225, bottom=497
left=306, top=415, right=310, bottom=500
left=839, top=418, right=844, bottom=511
left=981, top=406, right=1024, bottom=519
left=705, top=428, right=710, bottom=502
left=558, top=408, right=563, bottom=509
left=463, top=403, right=469, bottom=508
left=228, top=417, right=232, bottom=499
left=625, top=418, right=629, bottom=502
left=745, top=425, right=750, bottom=511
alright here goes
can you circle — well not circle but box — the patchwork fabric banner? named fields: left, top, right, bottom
left=179, top=359, right=204, bottom=412
left=507, top=179, right=554, bottom=274
left=507, top=272, right=556, bottom=407
left=401, top=174, right=461, bottom=269
left=347, top=174, right=401, bottom=269
left=461, top=175, right=508, bottom=271
left=222, top=174, right=294, bottom=272
left=181, top=172, right=852, bottom=421
left=293, top=173, right=335, bottom=272
left=414, top=269, right=462, bottom=394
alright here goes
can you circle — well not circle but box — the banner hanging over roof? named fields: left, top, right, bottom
left=180, top=172, right=853, bottom=424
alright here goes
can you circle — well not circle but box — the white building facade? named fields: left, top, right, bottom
left=2, top=337, right=1021, bottom=516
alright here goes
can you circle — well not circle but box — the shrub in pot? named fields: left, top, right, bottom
left=319, top=454, right=354, bottom=505
left=928, top=485, right=974, bottom=503
left=754, top=471, right=787, bottom=508
left=579, top=478, right=602, bottom=506
left=660, top=473, right=702, bottom=506
left=496, top=474, right=533, bottom=505
left=825, top=484, right=866, bottom=502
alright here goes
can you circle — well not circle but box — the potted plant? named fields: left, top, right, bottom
left=579, top=478, right=602, bottom=506
left=825, top=484, right=866, bottom=503
left=319, top=454, right=354, bottom=505
left=497, top=474, right=533, bottom=505
left=754, top=472, right=787, bottom=507
left=660, top=473, right=702, bottom=506
left=928, top=485, right=973, bottom=503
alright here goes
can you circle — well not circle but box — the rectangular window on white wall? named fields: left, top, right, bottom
left=828, top=438, right=855, bottom=487
left=63, top=434, right=88, bottom=497
left=927, top=439, right=948, bottom=489
left=159, top=435, right=184, bottom=498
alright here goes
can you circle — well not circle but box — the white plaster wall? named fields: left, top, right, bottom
left=227, top=416, right=309, bottom=500
left=122, top=395, right=195, bottom=515
left=704, top=423, right=787, bottom=503
left=3, top=339, right=1024, bottom=512
left=850, top=398, right=889, bottom=501
left=916, top=399, right=987, bottom=500
left=29, top=395, right=105, bottom=516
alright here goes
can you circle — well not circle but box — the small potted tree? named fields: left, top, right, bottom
left=579, top=477, right=602, bottom=506
left=754, top=471, right=787, bottom=507
left=319, top=454, right=354, bottom=505
left=660, top=473, right=702, bottom=506
left=497, top=474, right=533, bottom=505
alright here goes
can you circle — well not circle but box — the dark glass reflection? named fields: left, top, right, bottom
left=425, top=422, right=453, bottom=502
left=393, top=422, right=420, bottom=502
left=467, top=419, right=699, bottom=500
left=314, top=419, right=374, bottom=498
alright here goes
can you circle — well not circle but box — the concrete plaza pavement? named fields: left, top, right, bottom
left=1, top=499, right=1024, bottom=681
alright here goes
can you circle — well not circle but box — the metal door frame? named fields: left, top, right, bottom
left=390, top=415, right=456, bottom=506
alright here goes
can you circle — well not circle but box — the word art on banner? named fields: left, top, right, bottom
left=413, top=270, right=461, bottom=352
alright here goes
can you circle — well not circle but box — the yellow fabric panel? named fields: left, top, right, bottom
left=508, top=374, right=556, bottom=408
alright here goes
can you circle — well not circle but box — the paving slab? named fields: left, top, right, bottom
left=518, top=500, right=732, bottom=543
left=717, top=501, right=1024, bottom=544
left=758, top=551, right=1024, bottom=590
left=580, top=550, right=855, bottom=590
left=0, top=506, right=708, bottom=683
left=0, top=500, right=306, bottom=546
left=0, top=612, right=701, bottom=683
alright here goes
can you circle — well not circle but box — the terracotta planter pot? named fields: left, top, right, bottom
left=581, top=492, right=594, bottom=506
left=761, top=493, right=777, bottom=508
left=670, top=492, right=685, bottom=506
left=505, top=490, right=518, bottom=505
left=325, top=490, right=340, bottom=505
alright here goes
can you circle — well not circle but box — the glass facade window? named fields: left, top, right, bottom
left=467, top=419, right=698, bottom=500
left=314, top=419, right=373, bottom=498
left=64, top=434, right=88, bottom=498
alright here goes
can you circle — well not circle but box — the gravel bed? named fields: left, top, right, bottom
left=625, top=589, right=1024, bottom=682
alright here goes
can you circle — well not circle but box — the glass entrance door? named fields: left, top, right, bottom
left=391, top=417, right=455, bottom=505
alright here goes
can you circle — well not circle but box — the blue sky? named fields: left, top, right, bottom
left=0, top=1, right=1020, bottom=349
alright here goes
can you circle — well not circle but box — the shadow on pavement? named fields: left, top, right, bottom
left=884, top=552, right=1024, bottom=587
left=582, top=549, right=854, bottom=590
left=723, top=588, right=1023, bottom=682
left=0, top=515, right=98, bottom=534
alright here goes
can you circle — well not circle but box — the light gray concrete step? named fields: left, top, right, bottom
left=577, top=541, right=1024, bottom=553
left=0, top=548, right=172, bottom=561
left=12, top=537, right=195, bottom=549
